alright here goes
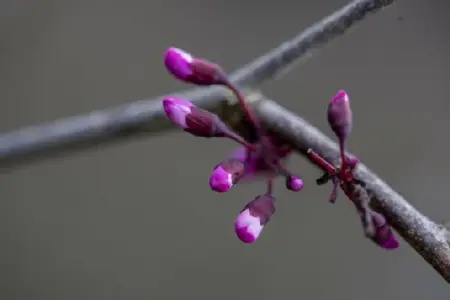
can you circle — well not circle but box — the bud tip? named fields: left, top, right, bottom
left=162, top=97, right=193, bottom=129
left=164, top=47, right=194, bottom=81
left=209, top=165, right=233, bottom=193
left=234, top=208, right=263, bottom=243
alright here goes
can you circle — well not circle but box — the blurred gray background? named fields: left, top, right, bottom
left=1, top=0, right=449, bottom=299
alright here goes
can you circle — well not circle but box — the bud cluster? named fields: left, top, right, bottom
left=161, top=47, right=398, bottom=250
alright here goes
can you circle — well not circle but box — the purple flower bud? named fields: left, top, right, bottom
left=235, top=195, right=275, bottom=243
left=327, top=90, right=353, bottom=142
left=163, top=97, right=228, bottom=138
left=369, top=210, right=399, bottom=250
left=164, top=47, right=194, bottom=82
left=286, top=175, right=304, bottom=192
left=162, top=97, right=193, bottom=129
left=164, top=47, right=227, bottom=86
left=209, top=158, right=245, bottom=193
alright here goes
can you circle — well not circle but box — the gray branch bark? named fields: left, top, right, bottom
left=2, top=0, right=450, bottom=284
left=224, top=90, right=450, bottom=283
left=0, top=0, right=393, bottom=167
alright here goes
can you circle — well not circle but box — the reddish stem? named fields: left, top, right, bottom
left=266, top=173, right=275, bottom=195
left=306, top=148, right=336, bottom=174
left=226, top=83, right=263, bottom=135
left=225, top=133, right=258, bottom=151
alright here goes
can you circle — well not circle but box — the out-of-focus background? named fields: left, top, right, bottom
left=1, top=0, right=449, bottom=299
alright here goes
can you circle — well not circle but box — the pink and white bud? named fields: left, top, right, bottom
left=234, top=195, right=275, bottom=243
left=164, top=47, right=226, bottom=86
left=163, top=96, right=229, bottom=137
left=209, top=158, right=245, bottom=193
left=164, top=47, right=194, bottom=82
left=162, top=97, right=193, bottom=129
left=286, top=175, right=304, bottom=192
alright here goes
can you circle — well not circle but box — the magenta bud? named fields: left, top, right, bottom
left=327, top=90, right=353, bottom=141
left=285, top=175, right=304, bottom=192
left=164, top=47, right=194, bottom=82
left=209, top=158, right=245, bottom=193
left=162, top=97, right=193, bottom=129
left=164, top=47, right=227, bottom=86
left=370, top=210, right=399, bottom=250
left=234, top=195, right=275, bottom=243
left=163, top=97, right=228, bottom=138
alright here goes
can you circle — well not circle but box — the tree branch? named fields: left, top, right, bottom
left=1, top=0, right=449, bottom=284
left=0, top=0, right=394, bottom=168
left=223, top=90, right=450, bottom=284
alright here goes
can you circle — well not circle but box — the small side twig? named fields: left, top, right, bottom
left=223, top=91, right=450, bottom=283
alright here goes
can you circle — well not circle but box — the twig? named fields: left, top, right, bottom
left=223, top=91, right=450, bottom=283
left=0, top=0, right=394, bottom=168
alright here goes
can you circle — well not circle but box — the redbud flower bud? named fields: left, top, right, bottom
left=369, top=210, right=399, bottom=250
left=285, top=175, right=304, bottom=192
left=327, top=90, right=353, bottom=142
left=209, top=158, right=245, bottom=193
left=162, top=97, right=228, bottom=138
left=164, top=47, right=227, bottom=86
left=235, top=194, right=276, bottom=243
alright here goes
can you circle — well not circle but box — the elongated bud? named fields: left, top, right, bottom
left=327, top=90, right=353, bottom=142
left=369, top=210, right=399, bottom=250
left=285, top=175, right=304, bottom=192
left=164, top=47, right=227, bottom=86
left=209, top=158, right=245, bottom=193
left=235, top=194, right=275, bottom=243
left=162, top=97, right=229, bottom=138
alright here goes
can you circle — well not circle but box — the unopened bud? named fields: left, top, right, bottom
left=369, top=210, right=399, bottom=250
left=209, top=158, right=245, bottom=193
left=163, top=97, right=228, bottom=138
left=234, top=194, right=275, bottom=243
left=327, top=90, right=353, bottom=142
left=285, top=175, right=304, bottom=192
left=164, top=47, right=227, bottom=86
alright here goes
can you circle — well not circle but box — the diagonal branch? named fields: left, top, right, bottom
left=0, top=0, right=449, bottom=284
left=223, top=90, right=450, bottom=283
left=0, top=0, right=394, bottom=168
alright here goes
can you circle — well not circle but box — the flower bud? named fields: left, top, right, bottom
left=285, top=175, right=304, bottom=192
left=327, top=90, right=353, bottom=142
left=209, top=158, right=245, bottom=193
left=163, top=97, right=227, bottom=138
left=162, top=97, right=193, bottom=129
left=369, top=210, right=399, bottom=250
left=164, top=47, right=227, bottom=86
left=235, top=194, right=276, bottom=243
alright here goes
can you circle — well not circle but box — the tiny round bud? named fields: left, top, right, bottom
left=162, top=97, right=193, bottom=129
left=327, top=90, right=353, bottom=141
left=209, top=158, right=245, bottom=193
left=164, top=47, right=194, bottom=82
left=234, top=195, right=275, bottom=243
left=286, top=175, right=304, bottom=192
